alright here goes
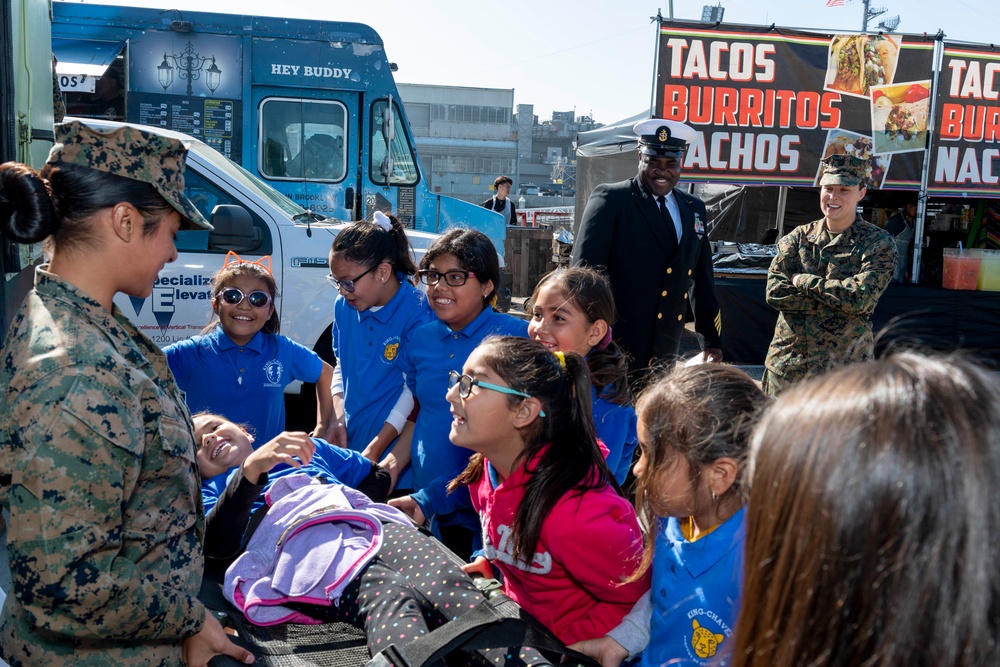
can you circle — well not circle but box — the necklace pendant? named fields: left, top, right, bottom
left=238, top=375, right=243, bottom=385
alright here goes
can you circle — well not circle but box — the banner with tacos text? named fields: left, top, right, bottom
left=655, top=22, right=936, bottom=190
left=927, top=44, right=1000, bottom=196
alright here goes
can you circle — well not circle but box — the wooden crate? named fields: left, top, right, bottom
left=552, top=238, right=572, bottom=267
left=504, top=226, right=557, bottom=297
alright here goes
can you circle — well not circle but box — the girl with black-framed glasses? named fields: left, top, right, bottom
left=325, top=211, right=432, bottom=482
left=387, top=228, right=527, bottom=561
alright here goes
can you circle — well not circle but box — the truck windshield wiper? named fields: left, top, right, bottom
left=293, top=210, right=328, bottom=222
left=293, top=210, right=328, bottom=237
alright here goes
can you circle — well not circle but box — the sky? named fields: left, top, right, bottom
left=72, top=0, right=1000, bottom=125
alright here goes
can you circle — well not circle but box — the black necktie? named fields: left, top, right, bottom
left=657, top=196, right=678, bottom=244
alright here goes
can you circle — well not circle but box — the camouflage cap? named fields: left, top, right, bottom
left=819, top=154, right=869, bottom=187
left=46, top=120, right=212, bottom=230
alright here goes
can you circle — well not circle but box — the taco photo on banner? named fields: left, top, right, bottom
left=826, top=34, right=900, bottom=98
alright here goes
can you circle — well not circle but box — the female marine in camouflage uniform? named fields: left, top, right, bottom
left=0, top=121, right=252, bottom=666
left=761, top=155, right=896, bottom=395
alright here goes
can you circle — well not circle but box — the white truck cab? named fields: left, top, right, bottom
left=79, top=118, right=438, bottom=391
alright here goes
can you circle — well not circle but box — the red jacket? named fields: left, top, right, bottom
left=469, top=447, right=650, bottom=644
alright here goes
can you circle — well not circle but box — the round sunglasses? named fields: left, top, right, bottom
left=216, top=287, right=272, bottom=308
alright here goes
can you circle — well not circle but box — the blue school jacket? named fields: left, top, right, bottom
left=644, top=507, right=746, bottom=667
left=332, top=280, right=432, bottom=451
left=166, top=327, right=322, bottom=446
left=591, top=386, right=639, bottom=485
left=201, top=436, right=373, bottom=516
left=401, top=307, right=527, bottom=527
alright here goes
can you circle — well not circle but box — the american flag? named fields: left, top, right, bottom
left=827, top=0, right=845, bottom=6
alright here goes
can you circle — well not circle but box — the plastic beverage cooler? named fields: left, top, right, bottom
left=942, top=248, right=982, bottom=290
left=977, top=249, right=1000, bottom=291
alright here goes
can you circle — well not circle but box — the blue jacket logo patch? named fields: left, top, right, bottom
left=263, top=359, right=284, bottom=386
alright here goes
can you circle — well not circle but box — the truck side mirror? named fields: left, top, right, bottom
left=208, top=205, right=262, bottom=252
left=381, top=102, right=395, bottom=143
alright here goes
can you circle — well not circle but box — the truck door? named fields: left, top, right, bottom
left=253, top=91, right=360, bottom=222
left=367, top=96, right=421, bottom=227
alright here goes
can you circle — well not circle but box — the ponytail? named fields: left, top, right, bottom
left=384, top=213, right=418, bottom=277
left=329, top=211, right=417, bottom=277
left=2, top=161, right=174, bottom=252
left=449, top=336, right=617, bottom=564
left=587, top=340, right=632, bottom=406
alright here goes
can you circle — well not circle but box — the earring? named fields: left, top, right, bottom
left=711, top=491, right=718, bottom=502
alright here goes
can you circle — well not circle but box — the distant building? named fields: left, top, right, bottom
left=517, top=106, right=600, bottom=197
left=551, top=110, right=576, bottom=124
left=397, top=84, right=601, bottom=205
left=397, top=83, right=516, bottom=204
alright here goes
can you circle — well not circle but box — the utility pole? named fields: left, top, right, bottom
left=861, top=0, right=888, bottom=32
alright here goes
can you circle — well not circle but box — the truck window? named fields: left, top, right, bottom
left=370, top=99, right=419, bottom=186
left=259, top=98, right=347, bottom=182
left=62, top=64, right=126, bottom=121
left=180, top=167, right=273, bottom=255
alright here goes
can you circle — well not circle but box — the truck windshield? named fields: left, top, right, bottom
left=188, top=142, right=311, bottom=218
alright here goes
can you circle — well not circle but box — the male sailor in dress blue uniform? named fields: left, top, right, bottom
left=572, top=119, right=722, bottom=379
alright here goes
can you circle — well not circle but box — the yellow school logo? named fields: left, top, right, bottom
left=691, top=619, right=725, bottom=659
left=384, top=342, right=399, bottom=361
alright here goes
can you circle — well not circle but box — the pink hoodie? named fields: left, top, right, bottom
left=469, top=447, right=650, bottom=644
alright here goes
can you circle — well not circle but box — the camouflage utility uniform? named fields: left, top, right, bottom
left=763, top=217, right=896, bottom=392
left=0, top=267, right=206, bottom=665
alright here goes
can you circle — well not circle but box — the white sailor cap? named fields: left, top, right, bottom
left=633, top=119, right=697, bottom=157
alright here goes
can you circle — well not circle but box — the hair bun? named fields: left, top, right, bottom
left=0, top=162, right=56, bottom=243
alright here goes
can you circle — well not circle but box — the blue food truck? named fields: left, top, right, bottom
left=50, top=1, right=505, bottom=247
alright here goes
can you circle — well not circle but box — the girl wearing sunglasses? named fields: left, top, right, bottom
left=165, top=252, right=335, bottom=461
